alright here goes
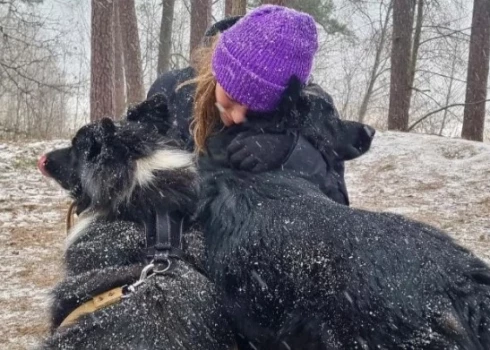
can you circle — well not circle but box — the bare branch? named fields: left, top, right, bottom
left=408, top=99, right=490, bottom=131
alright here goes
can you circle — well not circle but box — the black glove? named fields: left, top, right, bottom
left=227, top=132, right=295, bottom=172
left=226, top=76, right=301, bottom=172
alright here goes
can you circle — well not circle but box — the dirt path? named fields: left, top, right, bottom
left=0, top=141, right=68, bottom=350
left=1, top=133, right=489, bottom=349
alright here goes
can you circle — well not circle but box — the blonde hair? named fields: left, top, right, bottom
left=179, top=37, right=221, bottom=154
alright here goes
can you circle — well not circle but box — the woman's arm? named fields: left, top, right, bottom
left=227, top=132, right=350, bottom=205
left=282, top=135, right=349, bottom=205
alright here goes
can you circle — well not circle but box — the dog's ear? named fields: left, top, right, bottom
left=126, top=94, right=171, bottom=135
left=100, top=117, right=116, bottom=137
left=277, top=76, right=302, bottom=115
left=81, top=119, right=121, bottom=162
left=274, top=76, right=303, bottom=130
left=244, top=76, right=303, bottom=131
left=333, top=121, right=375, bottom=161
left=84, top=118, right=116, bottom=161
left=85, top=132, right=102, bottom=161
left=97, top=120, right=130, bottom=162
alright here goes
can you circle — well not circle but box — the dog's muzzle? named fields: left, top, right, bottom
left=38, top=154, right=50, bottom=177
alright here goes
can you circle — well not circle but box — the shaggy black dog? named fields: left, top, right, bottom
left=37, top=112, right=235, bottom=349
left=197, top=81, right=490, bottom=349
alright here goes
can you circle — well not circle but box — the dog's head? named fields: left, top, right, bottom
left=39, top=117, right=197, bottom=219
left=227, top=77, right=375, bottom=163
left=297, top=95, right=376, bottom=162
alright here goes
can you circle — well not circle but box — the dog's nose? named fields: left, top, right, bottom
left=363, top=125, right=376, bottom=140
left=38, top=154, right=50, bottom=177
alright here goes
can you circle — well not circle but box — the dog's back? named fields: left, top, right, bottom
left=198, top=126, right=490, bottom=349
left=41, top=217, right=232, bottom=350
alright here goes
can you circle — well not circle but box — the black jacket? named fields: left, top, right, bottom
left=145, top=68, right=352, bottom=205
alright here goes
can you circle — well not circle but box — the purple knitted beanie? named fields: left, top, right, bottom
left=212, top=5, right=318, bottom=112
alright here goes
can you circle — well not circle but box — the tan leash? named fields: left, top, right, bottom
left=66, top=201, right=77, bottom=235
left=59, top=263, right=156, bottom=328
left=59, top=283, right=239, bottom=350
left=59, top=287, right=125, bottom=328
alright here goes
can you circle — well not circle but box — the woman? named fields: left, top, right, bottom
left=192, top=6, right=490, bottom=350
left=136, top=12, right=371, bottom=205
left=192, top=5, right=379, bottom=348
left=188, top=5, right=373, bottom=201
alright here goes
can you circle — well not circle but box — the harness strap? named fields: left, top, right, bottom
left=145, top=209, right=184, bottom=266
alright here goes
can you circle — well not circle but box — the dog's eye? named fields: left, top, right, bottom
left=86, top=141, right=102, bottom=160
left=74, top=133, right=102, bottom=161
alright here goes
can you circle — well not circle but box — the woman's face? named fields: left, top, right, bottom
left=215, top=83, right=248, bottom=127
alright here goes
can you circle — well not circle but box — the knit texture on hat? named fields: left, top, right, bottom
left=212, top=5, right=318, bottom=112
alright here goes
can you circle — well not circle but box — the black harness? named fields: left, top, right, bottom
left=74, top=198, right=186, bottom=273
left=57, top=204, right=187, bottom=329
left=144, top=208, right=185, bottom=272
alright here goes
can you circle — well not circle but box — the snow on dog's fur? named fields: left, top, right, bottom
left=37, top=110, right=234, bottom=349
left=198, top=79, right=490, bottom=349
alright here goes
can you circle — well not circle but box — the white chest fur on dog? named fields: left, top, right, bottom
left=64, top=214, right=97, bottom=251
left=135, top=148, right=196, bottom=187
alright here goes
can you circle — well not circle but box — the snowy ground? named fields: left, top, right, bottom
left=345, top=131, right=490, bottom=263
left=1, top=132, right=489, bottom=349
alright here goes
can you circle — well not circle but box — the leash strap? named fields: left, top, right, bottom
left=59, top=287, right=124, bottom=328
left=66, top=201, right=77, bottom=235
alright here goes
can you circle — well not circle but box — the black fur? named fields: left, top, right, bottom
left=237, top=77, right=375, bottom=165
left=38, top=117, right=235, bottom=349
left=197, top=87, right=490, bottom=349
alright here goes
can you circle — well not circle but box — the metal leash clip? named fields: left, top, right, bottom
left=123, top=258, right=173, bottom=297
left=153, top=256, right=172, bottom=275
left=124, top=263, right=156, bottom=296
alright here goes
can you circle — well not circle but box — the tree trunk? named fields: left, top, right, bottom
left=157, top=0, right=175, bottom=75
left=358, top=2, right=392, bottom=123
left=114, top=0, right=126, bottom=118
left=118, top=0, right=144, bottom=105
left=387, top=0, right=415, bottom=131
left=225, top=0, right=233, bottom=17
left=261, top=0, right=285, bottom=5
left=407, top=0, right=423, bottom=105
left=226, top=0, right=246, bottom=17
left=462, top=0, right=490, bottom=141
left=90, top=0, right=115, bottom=122
left=190, top=0, right=211, bottom=57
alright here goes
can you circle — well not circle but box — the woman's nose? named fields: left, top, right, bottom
left=230, top=106, right=248, bottom=125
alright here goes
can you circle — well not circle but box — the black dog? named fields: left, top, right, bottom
left=197, top=81, right=490, bottom=349
left=37, top=116, right=235, bottom=349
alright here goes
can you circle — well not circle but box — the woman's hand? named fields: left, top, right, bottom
left=227, top=132, right=295, bottom=172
